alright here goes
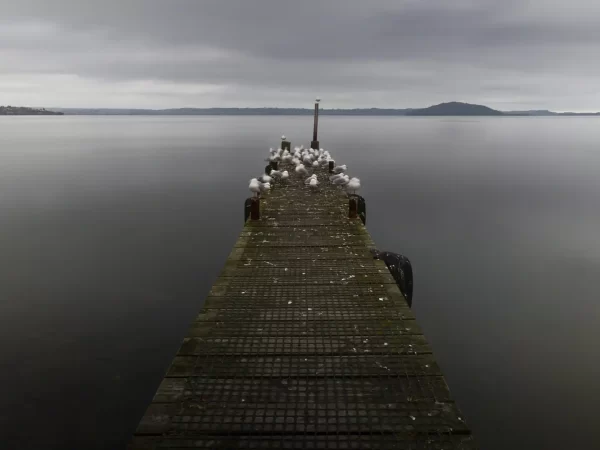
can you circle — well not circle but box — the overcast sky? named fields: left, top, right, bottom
left=1, top=0, right=600, bottom=111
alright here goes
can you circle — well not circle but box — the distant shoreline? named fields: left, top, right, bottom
left=4, top=101, right=600, bottom=116
left=0, top=106, right=63, bottom=116
left=50, top=102, right=600, bottom=116
left=4, top=111, right=600, bottom=117
left=16, top=112, right=600, bottom=117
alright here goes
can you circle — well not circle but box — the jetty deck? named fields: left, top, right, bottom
left=129, top=157, right=475, bottom=449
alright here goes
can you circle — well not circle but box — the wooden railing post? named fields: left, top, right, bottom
left=349, top=196, right=358, bottom=219
left=250, top=197, right=260, bottom=220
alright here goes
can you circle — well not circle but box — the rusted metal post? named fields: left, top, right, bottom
left=250, top=197, right=260, bottom=220
left=244, top=198, right=252, bottom=222
left=349, top=196, right=358, bottom=219
left=281, top=135, right=291, bottom=151
left=328, top=160, right=334, bottom=174
left=311, top=98, right=320, bottom=149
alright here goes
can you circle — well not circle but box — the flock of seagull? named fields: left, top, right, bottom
left=249, top=140, right=360, bottom=197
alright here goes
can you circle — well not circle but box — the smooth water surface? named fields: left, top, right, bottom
left=1, top=116, right=599, bottom=449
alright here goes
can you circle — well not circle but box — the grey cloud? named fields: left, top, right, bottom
left=1, top=0, right=600, bottom=110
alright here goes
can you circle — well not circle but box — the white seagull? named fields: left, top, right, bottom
left=259, top=182, right=271, bottom=193
left=305, top=174, right=317, bottom=185
left=333, top=175, right=350, bottom=186
left=329, top=172, right=345, bottom=182
left=249, top=178, right=261, bottom=197
left=345, top=177, right=361, bottom=194
left=259, top=174, right=272, bottom=184
left=295, top=164, right=309, bottom=176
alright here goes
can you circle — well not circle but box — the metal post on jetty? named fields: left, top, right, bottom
left=129, top=101, right=475, bottom=449
left=311, top=97, right=320, bottom=149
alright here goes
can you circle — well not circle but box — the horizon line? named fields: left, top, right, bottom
left=45, top=105, right=600, bottom=114
left=6, top=103, right=600, bottom=114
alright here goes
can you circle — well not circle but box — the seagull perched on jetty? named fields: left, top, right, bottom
left=259, top=174, right=272, bottom=184
left=249, top=178, right=261, bottom=197
left=345, top=177, right=360, bottom=194
left=329, top=172, right=345, bottom=182
left=333, top=174, right=350, bottom=186
left=259, top=182, right=271, bottom=193
left=295, top=164, right=309, bottom=176
left=251, top=145, right=361, bottom=198
left=305, top=174, right=317, bottom=185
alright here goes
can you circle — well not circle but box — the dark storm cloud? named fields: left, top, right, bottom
left=1, top=0, right=599, bottom=109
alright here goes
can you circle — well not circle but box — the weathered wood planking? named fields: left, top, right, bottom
left=129, top=159, right=475, bottom=449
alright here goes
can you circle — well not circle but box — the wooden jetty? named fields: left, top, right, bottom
left=130, top=109, right=474, bottom=448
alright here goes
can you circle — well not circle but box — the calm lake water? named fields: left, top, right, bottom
left=0, top=116, right=599, bottom=449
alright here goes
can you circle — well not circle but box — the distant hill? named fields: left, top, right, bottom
left=406, top=102, right=503, bottom=116
left=0, top=106, right=63, bottom=115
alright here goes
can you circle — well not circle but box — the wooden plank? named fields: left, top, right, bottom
left=176, top=335, right=433, bottom=356
left=152, top=376, right=455, bottom=404
left=207, top=283, right=409, bottom=301
left=135, top=402, right=468, bottom=435
left=165, top=355, right=442, bottom=377
left=130, top=154, right=474, bottom=449
left=194, top=307, right=416, bottom=322
left=236, top=246, right=376, bottom=260
left=221, top=258, right=389, bottom=270
left=185, top=319, right=423, bottom=337
left=130, top=435, right=478, bottom=450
